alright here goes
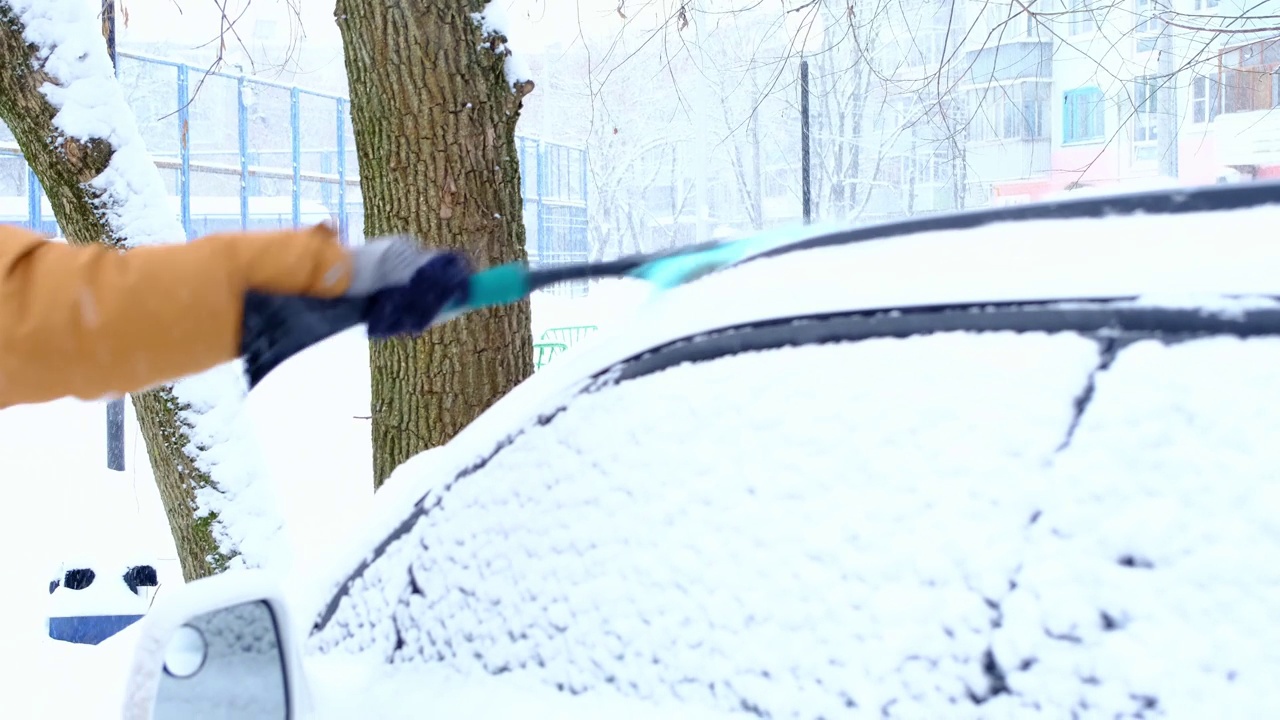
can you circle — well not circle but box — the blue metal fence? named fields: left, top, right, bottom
left=0, top=52, right=587, bottom=273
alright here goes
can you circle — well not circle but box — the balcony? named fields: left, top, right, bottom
left=1214, top=109, right=1280, bottom=170
left=962, top=41, right=1052, bottom=87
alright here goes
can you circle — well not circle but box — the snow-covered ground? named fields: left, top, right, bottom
left=0, top=282, right=648, bottom=718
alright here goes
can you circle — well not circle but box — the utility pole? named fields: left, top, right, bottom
left=102, top=0, right=125, bottom=472
left=1156, top=29, right=1178, bottom=178
left=801, top=56, right=812, bottom=224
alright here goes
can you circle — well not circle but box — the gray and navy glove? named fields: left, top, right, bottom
left=347, top=235, right=473, bottom=339
left=240, top=235, right=473, bottom=388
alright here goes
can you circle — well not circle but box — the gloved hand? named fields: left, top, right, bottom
left=345, top=235, right=474, bottom=339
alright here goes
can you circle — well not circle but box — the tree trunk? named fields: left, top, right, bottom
left=749, top=111, right=763, bottom=229
left=0, top=4, right=241, bottom=580
left=335, top=0, right=535, bottom=486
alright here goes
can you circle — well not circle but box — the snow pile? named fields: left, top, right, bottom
left=474, top=0, right=533, bottom=89
left=48, top=568, right=150, bottom=619
left=0, top=397, right=161, bottom=718
left=9, top=0, right=290, bottom=571
left=181, top=367, right=292, bottom=572
left=310, top=330, right=1280, bottom=717
left=20, top=623, right=142, bottom=718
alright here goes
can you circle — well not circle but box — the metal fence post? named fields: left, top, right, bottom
left=336, top=98, right=348, bottom=244
left=177, top=64, right=191, bottom=239
left=238, top=75, right=249, bottom=230
left=106, top=399, right=125, bottom=471
left=26, top=167, right=40, bottom=232
left=320, top=152, right=333, bottom=209
left=290, top=86, right=301, bottom=228
left=1, top=52, right=588, bottom=261
left=535, top=140, right=547, bottom=263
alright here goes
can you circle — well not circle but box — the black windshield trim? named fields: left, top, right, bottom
left=730, top=181, right=1280, bottom=269
left=605, top=298, right=1280, bottom=383
left=310, top=298, right=1280, bottom=635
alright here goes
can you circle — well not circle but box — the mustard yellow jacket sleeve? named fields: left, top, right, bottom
left=0, top=223, right=353, bottom=408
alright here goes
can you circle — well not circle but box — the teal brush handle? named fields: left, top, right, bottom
left=440, top=232, right=793, bottom=321
left=245, top=230, right=802, bottom=388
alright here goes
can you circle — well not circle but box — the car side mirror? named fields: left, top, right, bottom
left=153, top=600, right=287, bottom=718
left=124, top=570, right=310, bottom=720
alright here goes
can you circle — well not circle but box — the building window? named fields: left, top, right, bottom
left=1194, top=0, right=1220, bottom=9
left=1067, top=0, right=1096, bottom=35
left=1135, top=0, right=1159, bottom=53
left=1132, top=76, right=1159, bottom=146
left=896, top=24, right=947, bottom=68
left=914, top=145, right=953, bottom=185
left=967, top=82, right=1050, bottom=141
left=1219, top=38, right=1280, bottom=113
left=1023, top=5, right=1039, bottom=37
left=1063, top=87, right=1105, bottom=143
left=1192, top=76, right=1222, bottom=123
left=986, top=1, right=1040, bottom=38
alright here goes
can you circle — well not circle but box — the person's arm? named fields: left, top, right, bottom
left=0, top=223, right=353, bottom=408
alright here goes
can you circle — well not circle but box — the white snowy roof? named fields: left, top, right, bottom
left=300, top=200, right=1280, bottom=604
left=640, top=203, right=1280, bottom=351
left=299, top=201, right=1280, bottom=717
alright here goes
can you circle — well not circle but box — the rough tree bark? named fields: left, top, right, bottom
left=335, top=0, right=535, bottom=486
left=0, top=4, right=229, bottom=580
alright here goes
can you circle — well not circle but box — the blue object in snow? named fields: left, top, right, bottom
left=48, top=614, right=144, bottom=645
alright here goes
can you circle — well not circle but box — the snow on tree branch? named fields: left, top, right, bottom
left=10, top=0, right=177, bottom=247
left=474, top=1, right=535, bottom=98
left=4, top=0, right=292, bottom=574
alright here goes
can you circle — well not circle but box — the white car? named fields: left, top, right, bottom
left=125, top=181, right=1280, bottom=719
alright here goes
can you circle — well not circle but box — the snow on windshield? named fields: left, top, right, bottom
left=310, top=330, right=1280, bottom=717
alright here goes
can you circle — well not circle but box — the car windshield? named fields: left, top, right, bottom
left=313, top=327, right=1280, bottom=716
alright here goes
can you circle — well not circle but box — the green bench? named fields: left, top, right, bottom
left=531, top=326, right=600, bottom=371
left=534, top=342, right=568, bottom=370
left=539, top=325, right=599, bottom=346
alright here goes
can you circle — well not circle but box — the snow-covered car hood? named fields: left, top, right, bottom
left=537, top=201, right=1280, bottom=386
left=305, top=653, right=736, bottom=720
left=291, top=201, right=1280, bottom=625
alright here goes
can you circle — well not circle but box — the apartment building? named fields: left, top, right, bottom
left=984, top=0, right=1279, bottom=204
left=859, top=0, right=1278, bottom=210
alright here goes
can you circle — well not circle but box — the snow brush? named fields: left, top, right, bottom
left=241, top=227, right=809, bottom=389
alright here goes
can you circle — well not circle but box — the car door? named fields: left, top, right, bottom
left=309, top=303, right=1280, bottom=717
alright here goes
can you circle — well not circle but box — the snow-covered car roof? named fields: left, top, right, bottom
left=628, top=183, right=1280, bottom=358
left=298, top=181, right=1280, bottom=613
left=293, top=181, right=1280, bottom=718
left=293, top=180, right=1280, bottom=604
